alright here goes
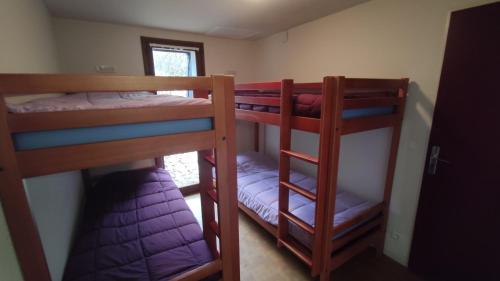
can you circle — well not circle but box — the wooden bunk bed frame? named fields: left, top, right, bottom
left=235, top=76, right=408, bottom=280
left=0, top=74, right=240, bottom=281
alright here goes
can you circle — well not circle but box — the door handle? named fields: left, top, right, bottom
left=428, top=145, right=451, bottom=175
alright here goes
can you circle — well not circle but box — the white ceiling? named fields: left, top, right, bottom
left=43, top=0, right=369, bottom=40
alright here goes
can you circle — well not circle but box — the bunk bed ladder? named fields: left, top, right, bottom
left=277, top=77, right=342, bottom=276
left=277, top=79, right=315, bottom=267
left=199, top=151, right=220, bottom=258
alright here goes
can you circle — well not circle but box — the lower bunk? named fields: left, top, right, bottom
left=236, top=152, right=385, bottom=273
left=63, top=168, right=217, bottom=281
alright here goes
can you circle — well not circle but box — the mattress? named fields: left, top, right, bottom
left=7, top=92, right=210, bottom=113
left=236, top=152, right=376, bottom=244
left=235, top=92, right=394, bottom=119
left=63, top=168, right=213, bottom=281
left=7, top=92, right=213, bottom=150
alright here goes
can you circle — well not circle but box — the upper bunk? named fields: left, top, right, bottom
left=0, top=74, right=232, bottom=178
left=0, top=74, right=238, bottom=281
left=234, top=77, right=409, bottom=135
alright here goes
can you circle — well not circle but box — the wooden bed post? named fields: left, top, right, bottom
left=198, top=149, right=218, bottom=257
left=309, top=76, right=338, bottom=276
left=376, top=79, right=408, bottom=255
left=211, top=75, right=240, bottom=280
left=319, top=76, right=345, bottom=281
left=277, top=79, right=294, bottom=245
left=0, top=98, right=51, bottom=281
left=193, top=89, right=219, bottom=257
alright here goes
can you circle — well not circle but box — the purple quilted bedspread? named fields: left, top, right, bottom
left=63, top=168, right=213, bottom=281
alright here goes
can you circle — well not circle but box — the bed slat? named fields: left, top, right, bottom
left=8, top=104, right=214, bottom=132
left=332, top=203, right=384, bottom=237
left=0, top=74, right=213, bottom=94
left=331, top=217, right=383, bottom=252
left=17, top=130, right=215, bottom=178
left=341, top=114, right=399, bottom=135
left=170, top=259, right=222, bottom=281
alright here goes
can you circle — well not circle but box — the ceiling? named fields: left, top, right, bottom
left=43, top=0, right=369, bottom=40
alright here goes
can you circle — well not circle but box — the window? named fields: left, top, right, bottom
left=141, top=37, right=205, bottom=191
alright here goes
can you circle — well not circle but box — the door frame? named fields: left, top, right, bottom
left=408, top=2, right=500, bottom=279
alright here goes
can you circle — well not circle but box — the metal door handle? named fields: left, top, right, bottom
left=428, top=145, right=451, bottom=175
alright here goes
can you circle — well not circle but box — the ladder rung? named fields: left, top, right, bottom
left=280, top=150, right=319, bottom=164
left=209, top=221, right=220, bottom=237
left=280, top=181, right=317, bottom=201
left=280, top=211, right=315, bottom=235
left=207, top=189, right=218, bottom=203
left=204, top=155, right=215, bottom=166
left=278, top=237, right=313, bottom=267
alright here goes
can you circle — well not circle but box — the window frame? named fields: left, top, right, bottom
left=140, top=36, right=205, bottom=77
left=140, top=37, right=206, bottom=188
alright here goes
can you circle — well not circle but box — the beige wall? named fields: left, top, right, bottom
left=52, top=18, right=258, bottom=154
left=1, top=0, right=61, bottom=104
left=52, top=18, right=257, bottom=81
left=255, top=0, right=496, bottom=265
left=0, top=1, right=85, bottom=281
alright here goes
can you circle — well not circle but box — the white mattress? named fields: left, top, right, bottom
left=8, top=92, right=210, bottom=113
left=237, top=152, right=377, bottom=244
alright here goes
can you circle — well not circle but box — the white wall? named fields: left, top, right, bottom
left=0, top=1, right=85, bottom=280
left=52, top=18, right=257, bottom=81
left=255, top=0, right=497, bottom=265
left=23, top=173, right=85, bottom=281
left=52, top=18, right=258, bottom=161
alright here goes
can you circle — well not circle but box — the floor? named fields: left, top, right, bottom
left=185, top=194, right=423, bottom=281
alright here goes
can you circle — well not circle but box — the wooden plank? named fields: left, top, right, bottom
left=0, top=98, right=51, bottom=281
left=8, top=104, right=214, bottom=132
left=277, top=79, right=294, bottom=245
left=207, top=189, right=218, bottom=203
left=291, top=116, right=320, bottom=132
left=235, top=109, right=280, bottom=125
left=235, top=81, right=281, bottom=91
left=319, top=76, right=345, bottom=281
left=377, top=81, right=408, bottom=254
left=178, top=184, right=200, bottom=197
left=235, top=109, right=321, bottom=133
left=0, top=74, right=213, bottom=94
left=211, top=75, right=240, bottom=281
left=204, top=154, right=216, bottom=166
left=278, top=236, right=313, bottom=267
left=280, top=149, right=319, bottom=164
left=332, top=203, right=384, bottom=236
left=280, top=181, right=317, bottom=201
left=343, top=96, right=401, bottom=109
left=170, top=259, right=222, bottom=281
left=294, top=82, right=322, bottom=92
left=209, top=221, right=220, bottom=237
left=341, top=114, right=399, bottom=135
left=235, top=96, right=280, bottom=106
left=17, top=130, right=215, bottom=178
left=331, top=217, right=383, bottom=252
left=280, top=211, right=315, bottom=235
left=311, top=76, right=337, bottom=276
left=198, top=149, right=218, bottom=258
left=345, top=78, right=408, bottom=90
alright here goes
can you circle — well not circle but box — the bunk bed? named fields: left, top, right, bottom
left=0, top=74, right=239, bottom=281
left=233, top=77, right=408, bottom=281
